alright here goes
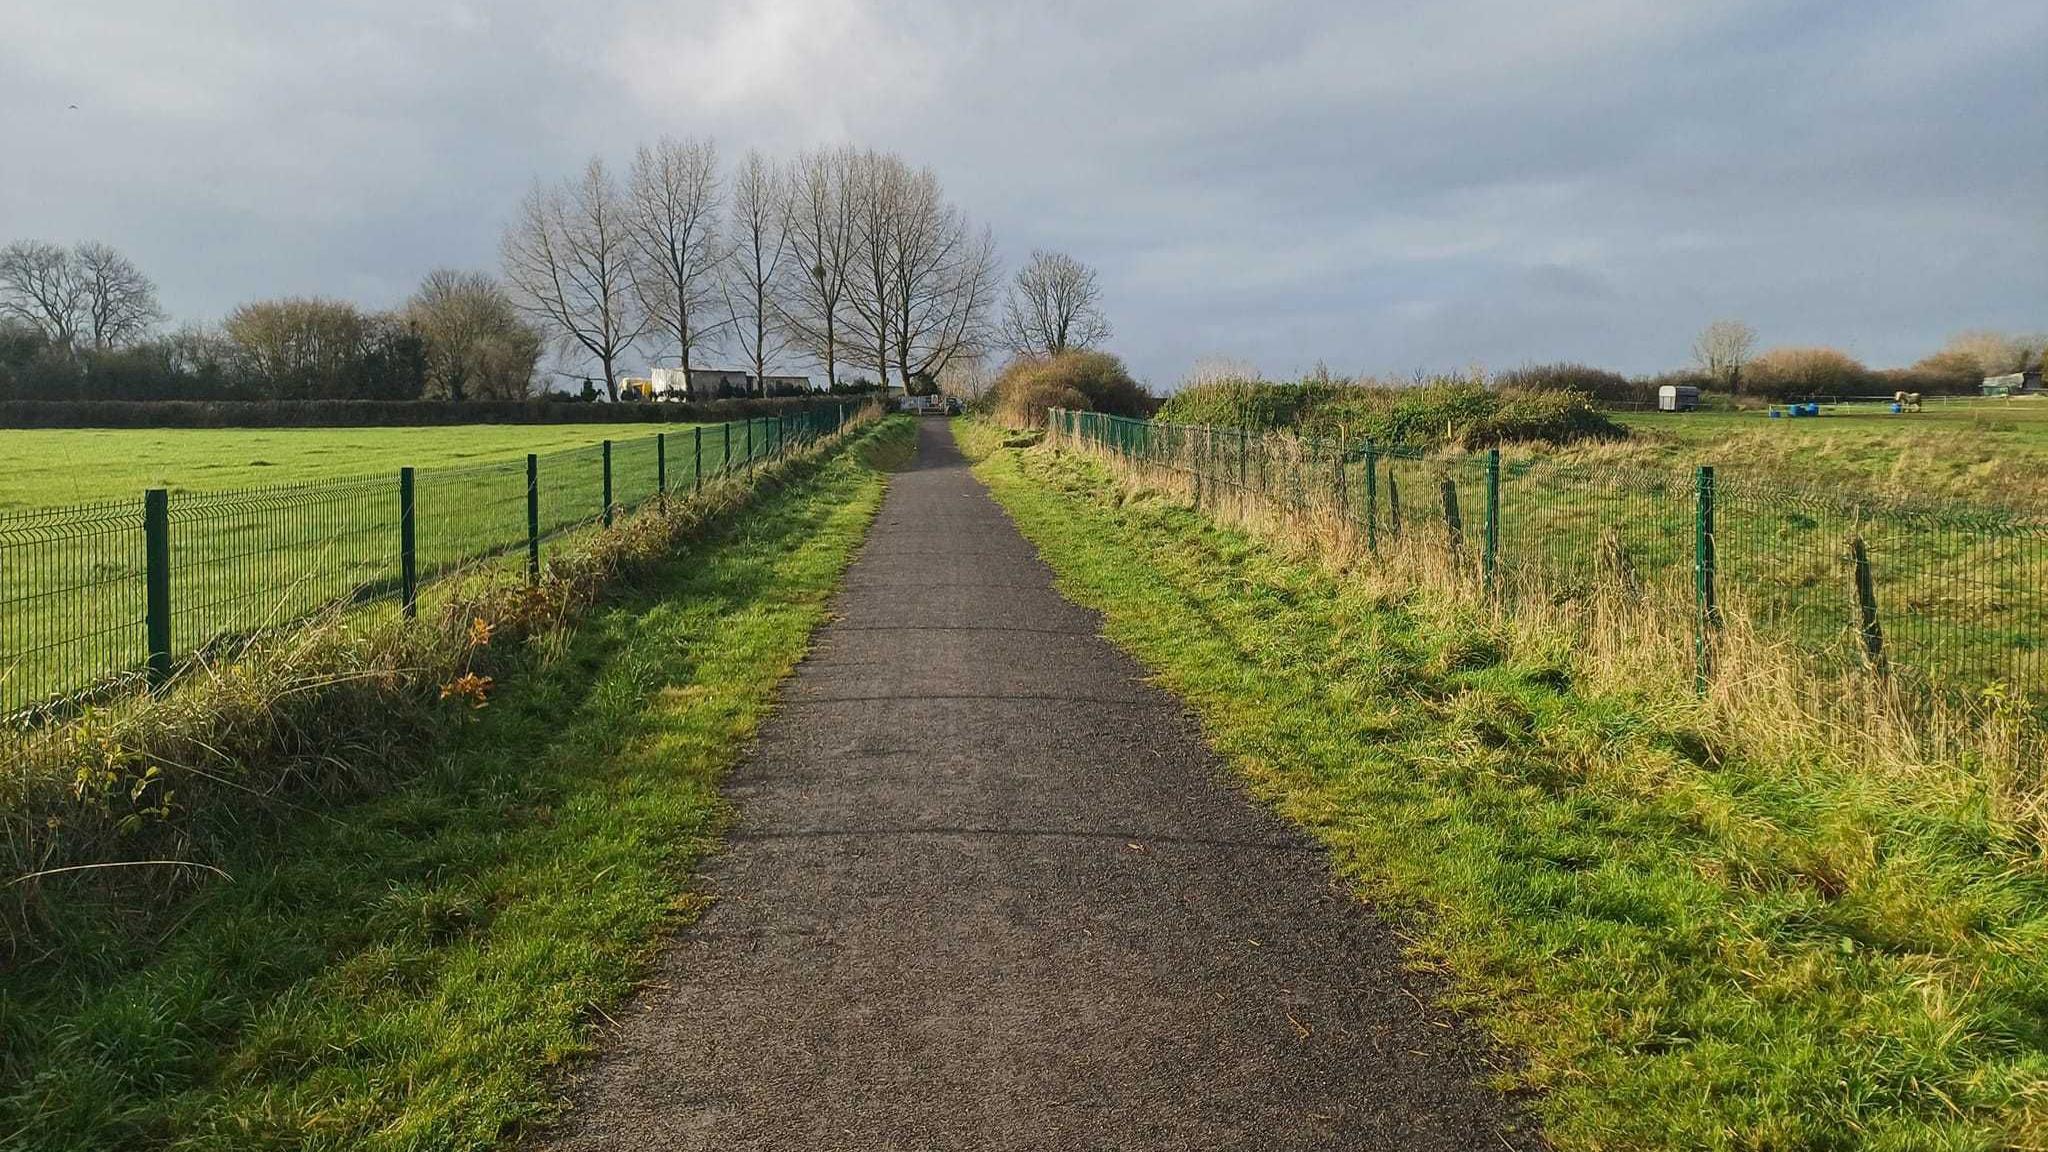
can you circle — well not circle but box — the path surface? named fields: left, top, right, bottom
left=543, top=420, right=1527, bottom=1150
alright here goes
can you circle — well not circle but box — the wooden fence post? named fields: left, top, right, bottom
left=1850, top=534, right=1887, bottom=677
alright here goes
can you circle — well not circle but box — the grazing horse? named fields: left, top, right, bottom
left=1893, top=390, right=1922, bottom=412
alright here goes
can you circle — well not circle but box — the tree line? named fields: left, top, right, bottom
left=1682, top=319, right=2044, bottom=399
left=1, top=135, right=1118, bottom=406
left=0, top=243, right=544, bottom=403
left=501, top=140, right=1012, bottom=401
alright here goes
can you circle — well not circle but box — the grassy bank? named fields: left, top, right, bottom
left=958, top=419, right=2048, bottom=1151
left=1, top=419, right=909, bottom=1150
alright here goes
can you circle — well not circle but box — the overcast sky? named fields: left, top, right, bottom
left=3, top=0, right=2043, bottom=387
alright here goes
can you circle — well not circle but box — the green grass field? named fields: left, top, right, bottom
left=1612, top=396, right=2048, bottom=508
left=0, top=419, right=903, bottom=1150
left=962, top=420, right=2048, bottom=1151
left=1053, top=407, right=2047, bottom=704
left=0, top=424, right=704, bottom=512
left=1, top=417, right=820, bottom=715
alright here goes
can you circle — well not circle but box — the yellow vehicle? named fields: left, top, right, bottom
left=619, top=377, right=656, bottom=402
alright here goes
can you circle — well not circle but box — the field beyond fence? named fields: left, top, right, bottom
left=1049, top=409, right=2046, bottom=714
left=1, top=408, right=859, bottom=718
left=0, top=394, right=857, bottom=429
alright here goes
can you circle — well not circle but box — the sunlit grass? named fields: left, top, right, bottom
left=960, top=418, right=2048, bottom=1151
left=0, top=419, right=906, bottom=1150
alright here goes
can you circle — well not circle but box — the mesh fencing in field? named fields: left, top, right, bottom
left=1051, top=409, right=2048, bottom=708
left=1, top=407, right=857, bottom=718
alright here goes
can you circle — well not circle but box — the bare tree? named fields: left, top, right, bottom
left=895, top=219, right=998, bottom=386
left=1000, top=249, right=1111, bottom=357
left=501, top=158, right=646, bottom=400
left=779, top=146, right=859, bottom=388
left=938, top=352, right=995, bottom=401
left=406, top=268, right=542, bottom=400
left=72, top=242, right=163, bottom=349
left=884, top=165, right=998, bottom=386
left=628, top=136, right=726, bottom=380
left=1936, top=330, right=2032, bottom=378
left=842, top=149, right=904, bottom=386
left=1692, top=319, right=1757, bottom=392
left=723, top=149, right=791, bottom=394
left=0, top=240, right=85, bottom=350
left=221, top=296, right=378, bottom=399
left=839, top=151, right=998, bottom=389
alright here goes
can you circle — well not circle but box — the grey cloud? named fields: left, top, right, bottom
left=1, top=0, right=2040, bottom=386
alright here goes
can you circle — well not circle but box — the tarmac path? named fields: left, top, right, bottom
left=541, top=418, right=1528, bottom=1150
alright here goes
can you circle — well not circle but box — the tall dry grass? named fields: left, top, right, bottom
left=1043, top=418, right=2048, bottom=856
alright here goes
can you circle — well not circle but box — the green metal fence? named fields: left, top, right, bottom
left=1, top=408, right=855, bottom=718
left=1050, top=409, right=2048, bottom=707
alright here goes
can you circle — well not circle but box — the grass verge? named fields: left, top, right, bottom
left=956, top=418, right=2048, bottom=1152
left=0, top=418, right=909, bottom=1150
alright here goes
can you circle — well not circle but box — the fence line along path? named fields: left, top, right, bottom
left=1, top=408, right=857, bottom=719
left=541, top=418, right=1527, bottom=1151
left=1051, top=409, right=2047, bottom=711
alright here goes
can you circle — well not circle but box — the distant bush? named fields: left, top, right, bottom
left=1156, top=377, right=1345, bottom=431
left=1496, top=362, right=1653, bottom=406
left=999, top=381, right=1090, bottom=428
left=1743, top=346, right=1874, bottom=400
left=1900, top=351, right=1992, bottom=395
left=1328, top=382, right=1625, bottom=449
left=1162, top=375, right=1624, bottom=449
left=988, top=351, right=1150, bottom=427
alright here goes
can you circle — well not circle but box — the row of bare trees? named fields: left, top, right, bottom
left=500, top=139, right=1006, bottom=401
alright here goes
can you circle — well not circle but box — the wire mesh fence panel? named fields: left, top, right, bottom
left=1494, top=457, right=1693, bottom=600
left=611, top=435, right=661, bottom=512
left=0, top=499, right=148, bottom=716
left=535, top=442, right=607, bottom=539
left=0, top=413, right=869, bottom=716
left=1052, top=408, right=2047, bottom=712
left=168, top=477, right=399, bottom=667
left=1717, top=478, right=2048, bottom=699
left=415, top=456, right=530, bottom=580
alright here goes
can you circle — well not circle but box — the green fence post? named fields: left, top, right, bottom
left=1239, top=427, right=1248, bottom=489
left=694, top=426, right=703, bottom=493
left=1388, top=469, right=1402, bottom=536
left=399, top=466, right=418, bottom=618
left=723, top=421, right=732, bottom=474
left=143, top=487, right=172, bottom=691
left=602, top=440, right=613, bottom=527
left=1363, top=444, right=1379, bottom=552
left=745, top=419, right=753, bottom=467
left=1484, top=448, right=1500, bottom=590
left=526, top=453, right=540, bottom=583
left=1694, top=465, right=1718, bottom=694
left=657, top=432, right=667, bottom=494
